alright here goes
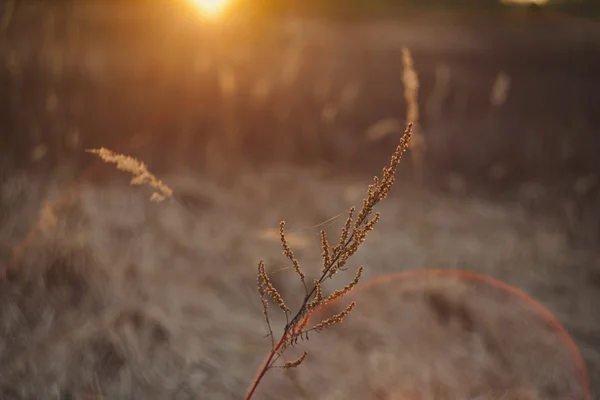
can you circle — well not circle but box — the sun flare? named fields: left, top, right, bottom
left=187, top=0, right=231, bottom=17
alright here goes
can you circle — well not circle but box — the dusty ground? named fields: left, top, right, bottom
left=0, top=164, right=598, bottom=399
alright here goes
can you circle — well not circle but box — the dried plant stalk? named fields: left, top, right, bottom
left=246, top=124, right=413, bottom=400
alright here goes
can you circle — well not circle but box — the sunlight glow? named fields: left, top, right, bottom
left=187, top=0, right=231, bottom=17
left=500, top=0, right=549, bottom=5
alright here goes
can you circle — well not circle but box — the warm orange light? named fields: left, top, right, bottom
left=500, top=0, right=549, bottom=5
left=187, top=0, right=230, bottom=17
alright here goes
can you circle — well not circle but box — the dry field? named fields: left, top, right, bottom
left=0, top=163, right=598, bottom=399
left=1, top=3, right=599, bottom=399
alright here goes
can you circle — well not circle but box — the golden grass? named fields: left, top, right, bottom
left=86, top=148, right=173, bottom=202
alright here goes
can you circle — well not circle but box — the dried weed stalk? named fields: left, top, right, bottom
left=86, top=148, right=173, bottom=202
left=246, top=124, right=413, bottom=399
left=402, top=48, right=424, bottom=184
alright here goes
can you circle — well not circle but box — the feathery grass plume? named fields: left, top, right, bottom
left=283, top=351, right=308, bottom=369
left=246, top=124, right=412, bottom=400
left=321, top=265, right=364, bottom=307
left=320, top=229, right=331, bottom=269
left=402, top=48, right=419, bottom=126
left=258, top=260, right=289, bottom=314
left=309, top=301, right=356, bottom=332
left=257, top=262, right=275, bottom=349
left=337, top=206, right=354, bottom=252
left=86, top=148, right=173, bottom=202
left=280, top=221, right=307, bottom=292
left=402, top=47, right=424, bottom=184
left=311, top=279, right=324, bottom=306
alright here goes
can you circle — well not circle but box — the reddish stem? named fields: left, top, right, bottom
left=245, top=332, right=288, bottom=400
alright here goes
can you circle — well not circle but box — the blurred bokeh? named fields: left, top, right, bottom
left=0, top=0, right=599, bottom=399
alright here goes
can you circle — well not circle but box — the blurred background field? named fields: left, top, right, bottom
left=0, top=1, right=599, bottom=399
